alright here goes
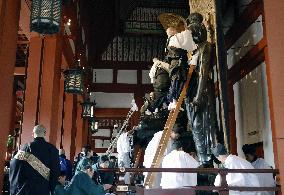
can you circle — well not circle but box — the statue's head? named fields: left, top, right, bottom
left=186, top=12, right=207, bottom=44
left=186, top=12, right=203, bottom=26
left=189, top=23, right=207, bottom=44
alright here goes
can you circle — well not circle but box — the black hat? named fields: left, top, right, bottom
left=242, top=144, right=256, bottom=155
left=99, top=155, right=109, bottom=163
left=172, top=123, right=186, bottom=134
left=212, top=144, right=228, bottom=157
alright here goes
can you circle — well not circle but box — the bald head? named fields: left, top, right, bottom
left=33, top=124, right=46, bottom=138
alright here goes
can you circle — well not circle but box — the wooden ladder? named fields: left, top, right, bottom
left=144, top=65, right=195, bottom=188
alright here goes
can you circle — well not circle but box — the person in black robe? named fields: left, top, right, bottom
left=9, top=124, right=60, bottom=195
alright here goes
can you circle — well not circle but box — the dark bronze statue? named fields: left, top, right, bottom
left=185, top=13, right=218, bottom=163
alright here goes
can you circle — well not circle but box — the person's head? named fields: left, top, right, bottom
left=33, top=124, right=46, bottom=138
left=212, top=143, right=228, bottom=163
left=83, top=165, right=94, bottom=178
left=166, top=27, right=178, bottom=37
left=170, top=123, right=185, bottom=140
left=172, top=139, right=184, bottom=151
left=242, top=144, right=257, bottom=162
left=99, top=155, right=110, bottom=168
left=179, top=131, right=196, bottom=154
left=83, top=145, right=92, bottom=158
left=59, top=148, right=65, bottom=156
left=149, top=92, right=155, bottom=101
left=58, top=171, right=66, bottom=185
left=109, top=156, right=116, bottom=163
left=80, top=159, right=94, bottom=178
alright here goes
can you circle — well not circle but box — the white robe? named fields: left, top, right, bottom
left=252, top=158, right=276, bottom=195
left=214, top=155, right=261, bottom=195
left=117, top=132, right=130, bottom=184
left=160, top=150, right=199, bottom=189
left=168, top=29, right=197, bottom=51
left=143, top=131, right=174, bottom=188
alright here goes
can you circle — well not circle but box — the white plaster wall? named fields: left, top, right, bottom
left=260, top=62, right=275, bottom=167
left=233, top=63, right=275, bottom=167
left=93, top=69, right=113, bottom=83
left=93, top=128, right=111, bottom=137
left=117, top=70, right=137, bottom=84
left=227, top=15, right=263, bottom=69
left=90, top=92, right=134, bottom=108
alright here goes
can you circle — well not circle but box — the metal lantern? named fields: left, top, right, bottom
left=81, top=100, right=96, bottom=119
left=64, top=68, right=84, bottom=94
left=30, top=0, right=62, bottom=34
left=89, top=118, right=99, bottom=134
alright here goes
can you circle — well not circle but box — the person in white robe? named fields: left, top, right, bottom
left=143, top=124, right=185, bottom=188
left=167, top=28, right=197, bottom=52
left=117, top=132, right=131, bottom=184
left=242, top=144, right=276, bottom=195
left=160, top=138, right=199, bottom=189
left=212, top=144, right=261, bottom=195
left=166, top=27, right=197, bottom=110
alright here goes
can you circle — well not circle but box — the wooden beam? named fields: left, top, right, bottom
left=95, top=108, right=130, bottom=118
left=228, top=38, right=267, bottom=84
left=92, top=147, right=117, bottom=153
left=62, top=37, right=75, bottom=68
left=94, top=61, right=151, bottom=70
left=89, top=83, right=153, bottom=93
left=225, top=0, right=264, bottom=50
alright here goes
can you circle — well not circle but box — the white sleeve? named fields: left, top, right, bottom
left=168, top=30, right=196, bottom=51
left=189, top=52, right=199, bottom=65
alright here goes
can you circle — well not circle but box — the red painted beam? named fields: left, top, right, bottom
left=95, top=108, right=130, bottom=117
left=228, top=38, right=267, bottom=84
left=94, top=61, right=151, bottom=70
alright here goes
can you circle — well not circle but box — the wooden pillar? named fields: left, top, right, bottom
left=40, top=36, right=62, bottom=145
left=0, top=0, right=21, bottom=190
left=227, top=82, right=237, bottom=155
left=62, top=94, right=77, bottom=161
left=82, top=119, right=89, bottom=147
left=56, top=55, right=68, bottom=149
left=22, top=35, right=62, bottom=145
left=75, top=96, right=84, bottom=155
left=263, top=0, right=284, bottom=191
left=21, top=36, right=42, bottom=143
left=56, top=76, right=65, bottom=149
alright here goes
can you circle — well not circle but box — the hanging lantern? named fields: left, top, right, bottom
left=30, top=0, right=62, bottom=34
left=81, top=99, right=96, bottom=118
left=89, top=118, right=99, bottom=134
left=64, top=68, right=84, bottom=94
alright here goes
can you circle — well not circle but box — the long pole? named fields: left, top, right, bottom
left=213, top=0, right=230, bottom=150
left=35, top=37, right=45, bottom=125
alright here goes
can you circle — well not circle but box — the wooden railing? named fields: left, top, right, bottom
left=99, top=167, right=281, bottom=194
